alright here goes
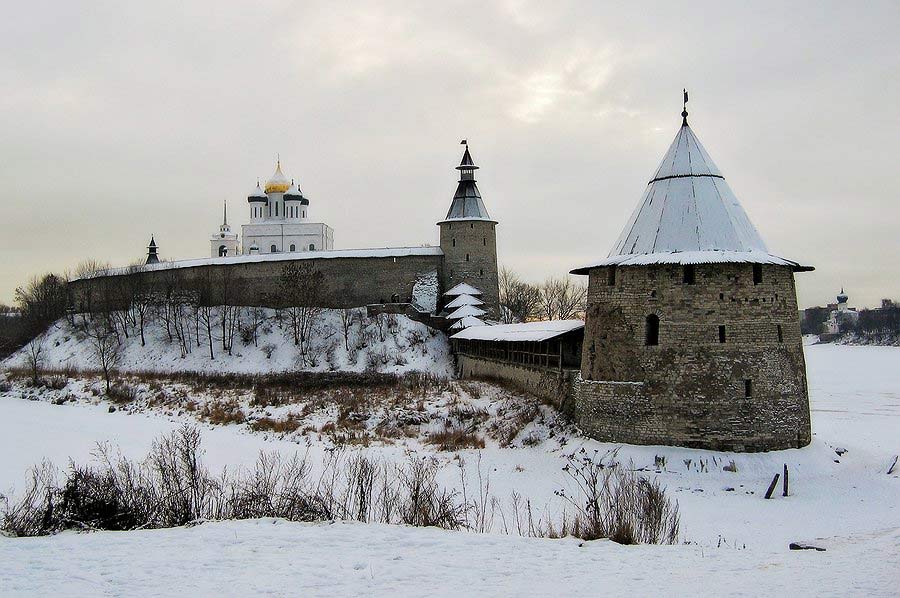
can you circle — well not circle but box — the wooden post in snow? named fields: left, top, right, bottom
left=765, top=473, right=780, bottom=499
left=782, top=464, right=789, bottom=497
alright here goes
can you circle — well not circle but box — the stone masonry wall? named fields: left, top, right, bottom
left=457, top=354, right=574, bottom=408
left=439, top=220, right=500, bottom=319
left=70, top=255, right=444, bottom=312
left=576, top=263, right=811, bottom=452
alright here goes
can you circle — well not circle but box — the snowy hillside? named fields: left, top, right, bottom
left=0, top=345, right=898, bottom=595
left=3, top=308, right=453, bottom=377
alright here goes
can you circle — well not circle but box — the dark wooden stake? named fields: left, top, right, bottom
left=765, top=473, right=780, bottom=499
left=782, top=464, right=789, bottom=497
left=888, top=456, right=898, bottom=475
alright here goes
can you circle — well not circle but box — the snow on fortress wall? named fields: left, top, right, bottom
left=574, top=263, right=811, bottom=452
left=69, top=248, right=444, bottom=312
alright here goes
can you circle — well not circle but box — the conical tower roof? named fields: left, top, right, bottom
left=572, top=111, right=812, bottom=274
left=439, top=144, right=494, bottom=222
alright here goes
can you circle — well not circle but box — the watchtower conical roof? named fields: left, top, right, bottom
left=572, top=111, right=812, bottom=274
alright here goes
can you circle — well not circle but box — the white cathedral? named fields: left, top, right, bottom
left=210, top=159, right=334, bottom=258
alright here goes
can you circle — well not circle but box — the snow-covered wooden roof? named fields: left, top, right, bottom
left=444, top=294, right=484, bottom=309
left=444, top=282, right=482, bottom=296
left=451, top=319, right=584, bottom=342
left=449, top=316, right=487, bottom=330
left=571, top=119, right=812, bottom=274
left=446, top=305, right=487, bottom=320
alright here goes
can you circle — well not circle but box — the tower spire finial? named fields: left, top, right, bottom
left=682, top=88, right=689, bottom=126
left=223, top=200, right=227, bottom=226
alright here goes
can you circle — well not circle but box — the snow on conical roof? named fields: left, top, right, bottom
left=248, top=181, right=267, bottom=202
left=444, top=294, right=484, bottom=309
left=571, top=114, right=812, bottom=274
left=449, top=316, right=487, bottom=330
left=284, top=181, right=309, bottom=205
left=444, top=282, right=482, bottom=296
left=446, top=304, right=487, bottom=320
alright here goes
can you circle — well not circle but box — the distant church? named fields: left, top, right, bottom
left=210, top=159, right=334, bottom=257
left=94, top=144, right=500, bottom=320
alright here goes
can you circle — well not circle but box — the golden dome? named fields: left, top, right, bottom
left=264, top=159, right=291, bottom=193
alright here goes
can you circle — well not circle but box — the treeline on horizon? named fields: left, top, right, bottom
left=800, top=302, right=900, bottom=337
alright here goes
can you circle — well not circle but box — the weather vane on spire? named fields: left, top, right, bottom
left=682, top=89, right=689, bottom=126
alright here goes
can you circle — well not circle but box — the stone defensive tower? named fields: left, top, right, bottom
left=570, top=102, right=813, bottom=452
left=439, top=144, right=500, bottom=318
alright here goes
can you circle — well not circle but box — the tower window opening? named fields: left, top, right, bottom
left=683, top=265, right=695, bottom=285
left=466, top=254, right=470, bottom=261
left=275, top=203, right=279, bottom=217
left=470, top=223, right=474, bottom=229
left=753, top=264, right=763, bottom=285
left=483, top=237, right=486, bottom=246
left=302, top=210, right=306, bottom=218
left=290, top=244, right=296, bottom=252
left=645, top=314, right=660, bottom=346
left=270, top=244, right=277, bottom=253
left=777, top=324, right=783, bottom=343
left=479, top=269, right=483, bottom=276
left=452, top=238, right=456, bottom=247
left=607, top=266, right=616, bottom=286
left=309, top=243, right=315, bottom=251
left=719, top=292, right=725, bottom=300
left=744, top=379, right=753, bottom=398
left=718, top=325, right=726, bottom=343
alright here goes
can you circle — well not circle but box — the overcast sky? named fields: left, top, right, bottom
left=1, top=1, right=898, bottom=309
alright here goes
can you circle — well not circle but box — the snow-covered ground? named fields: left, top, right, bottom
left=0, top=344, right=898, bottom=596
left=3, top=308, right=453, bottom=377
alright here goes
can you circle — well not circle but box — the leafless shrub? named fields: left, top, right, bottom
left=24, top=337, right=46, bottom=386
left=397, top=456, right=465, bottom=529
left=0, top=461, right=58, bottom=536
left=556, top=451, right=680, bottom=544
left=45, top=375, right=68, bottom=391
left=107, top=383, right=138, bottom=404
left=489, top=402, right=539, bottom=447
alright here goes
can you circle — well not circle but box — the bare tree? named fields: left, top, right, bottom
left=538, top=276, right=587, bottom=320
left=340, top=308, right=355, bottom=352
left=278, top=263, right=324, bottom=361
left=24, top=337, right=45, bottom=385
left=15, top=273, right=68, bottom=339
left=86, top=321, right=123, bottom=393
left=499, top=267, right=541, bottom=323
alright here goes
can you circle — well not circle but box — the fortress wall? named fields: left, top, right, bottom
left=70, top=254, right=444, bottom=311
left=457, top=354, right=576, bottom=408
left=576, top=263, right=811, bottom=452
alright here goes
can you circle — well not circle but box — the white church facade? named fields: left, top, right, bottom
left=210, top=159, right=334, bottom=257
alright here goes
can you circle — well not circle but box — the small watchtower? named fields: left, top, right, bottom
left=211, top=201, right=240, bottom=257
left=438, top=142, right=500, bottom=318
left=145, top=236, right=160, bottom=265
left=570, top=95, right=813, bottom=452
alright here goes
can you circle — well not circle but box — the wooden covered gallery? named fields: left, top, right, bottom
left=450, top=320, right=584, bottom=371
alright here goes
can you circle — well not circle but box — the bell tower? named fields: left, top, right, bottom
left=211, top=201, right=240, bottom=257
left=438, top=142, right=499, bottom=318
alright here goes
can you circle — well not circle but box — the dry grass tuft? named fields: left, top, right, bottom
left=427, top=427, right=485, bottom=451
left=200, top=399, right=246, bottom=425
